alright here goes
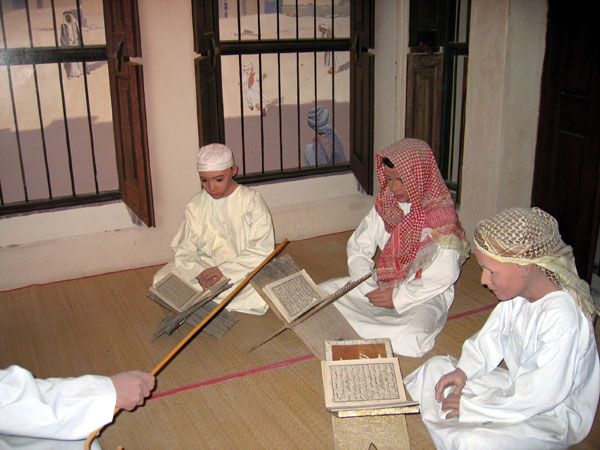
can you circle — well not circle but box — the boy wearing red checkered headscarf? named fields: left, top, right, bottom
left=319, top=139, right=469, bottom=357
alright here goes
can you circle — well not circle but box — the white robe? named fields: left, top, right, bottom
left=319, top=206, right=462, bottom=357
left=153, top=185, right=274, bottom=315
left=0, top=365, right=114, bottom=449
left=60, top=18, right=84, bottom=79
left=405, top=290, right=600, bottom=450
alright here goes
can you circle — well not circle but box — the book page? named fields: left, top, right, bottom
left=324, top=338, right=393, bottom=361
left=153, top=272, right=199, bottom=311
left=322, top=358, right=412, bottom=411
left=263, top=270, right=324, bottom=322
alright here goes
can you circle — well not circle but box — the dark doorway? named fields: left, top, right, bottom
left=531, top=0, right=600, bottom=282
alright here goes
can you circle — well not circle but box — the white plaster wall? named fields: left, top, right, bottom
left=0, top=0, right=405, bottom=290
left=0, top=0, right=547, bottom=290
left=459, top=0, right=509, bottom=238
left=458, top=0, right=547, bottom=240
left=497, top=0, right=546, bottom=211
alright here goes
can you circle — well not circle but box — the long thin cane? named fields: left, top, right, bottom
left=84, top=239, right=288, bottom=450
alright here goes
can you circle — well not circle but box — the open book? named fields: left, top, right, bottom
left=262, top=270, right=371, bottom=324
left=321, top=339, right=419, bottom=417
left=147, top=272, right=229, bottom=313
left=262, top=269, right=324, bottom=322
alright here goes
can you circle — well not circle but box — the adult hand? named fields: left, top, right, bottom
left=110, top=371, right=155, bottom=411
left=197, top=267, right=224, bottom=289
left=365, top=287, right=394, bottom=309
left=434, top=368, right=466, bottom=419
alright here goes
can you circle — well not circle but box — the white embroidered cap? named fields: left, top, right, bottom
left=196, top=143, right=234, bottom=172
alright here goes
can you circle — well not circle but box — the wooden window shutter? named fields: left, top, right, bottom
left=104, top=0, right=154, bottom=226
left=405, top=52, right=444, bottom=162
left=192, top=0, right=225, bottom=146
left=350, top=0, right=375, bottom=195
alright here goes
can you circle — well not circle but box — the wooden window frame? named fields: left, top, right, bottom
left=0, top=0, right=154, bottom=226
left=192, top=0, right=375, bottom=194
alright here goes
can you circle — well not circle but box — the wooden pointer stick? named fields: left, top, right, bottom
left=85, top=239, right=289, bottom=450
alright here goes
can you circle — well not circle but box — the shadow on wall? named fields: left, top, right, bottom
left=0, top=118, right=117, bottom=204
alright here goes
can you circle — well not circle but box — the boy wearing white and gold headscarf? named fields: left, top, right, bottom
left=406, top=207, right=600, bottom=449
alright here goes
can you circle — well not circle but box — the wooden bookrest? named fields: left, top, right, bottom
left=249, top=254, right=361, bottom=360
left=250, top=254, right=413, bottom=449
left=147, top=289, right=238, bottom=339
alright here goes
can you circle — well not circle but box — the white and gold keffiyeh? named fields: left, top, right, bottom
left=474, top=207, right=598, bottom=320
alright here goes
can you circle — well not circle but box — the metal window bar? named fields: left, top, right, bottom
left=0, top=0, right=116, bottom=216
left=276, top=0, right=283, bottom=171
left=221, top=0, right=351, bottom=184
left=295, top=0, right=300, bottom=170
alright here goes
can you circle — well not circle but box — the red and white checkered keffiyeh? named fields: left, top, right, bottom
left=375, top=139, right=468, bottom=287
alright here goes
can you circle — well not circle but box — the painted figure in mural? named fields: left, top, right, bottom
left=319, top=24, right=339, bottom=74
left=60, top=11, right=84, bottom=79
left=304, top=105, right=346, bottom=166
left=241, top=62, right=269, bottom=116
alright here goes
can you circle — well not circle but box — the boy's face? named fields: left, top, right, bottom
left=383, top=166, right=409, bottom=203
left=475, top=250, right=527, bottom=301
left=199, top=166, right=238, bottom=199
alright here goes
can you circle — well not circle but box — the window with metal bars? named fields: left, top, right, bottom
left=193, top=0, right=375, bottom=192
left=0, top=0, right=154, bottom=226
left=0, top=0, right=118, bottom=216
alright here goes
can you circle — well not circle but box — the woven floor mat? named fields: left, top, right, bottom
left=1, top=235, right=599, bottom=449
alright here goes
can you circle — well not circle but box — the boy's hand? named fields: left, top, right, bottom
left=434, top=368, right=466, bottom=419
left=441, top=390, right=462, bottom=419
left=365, top=287, right=394, bottom=309
left=197, top=267, right=224, bottom=289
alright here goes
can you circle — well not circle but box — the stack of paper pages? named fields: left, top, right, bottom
left=321, top=339, right=419, bottom=418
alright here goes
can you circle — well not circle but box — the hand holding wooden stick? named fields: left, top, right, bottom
left=84, top=239, right=289, bottom=450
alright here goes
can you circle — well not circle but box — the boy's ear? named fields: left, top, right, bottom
left=519, top=264, right=534, bottom=278
left=231, top=165, right=239, bottom=177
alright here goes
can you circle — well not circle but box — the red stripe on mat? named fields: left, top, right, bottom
left=150, top=353, right=316, bottom=400
left=150, top=304, right=495, bottom=401
left=448, top=304, right=495, bottom=321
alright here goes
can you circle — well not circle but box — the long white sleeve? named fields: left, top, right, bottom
left=392, top=247, right=460, bottom=314
left=0, top=366, right=116, bottom=440
left=346, top=207, right=461, bottom=311
left=457, top=293, right=600, bottom=426
left=346, top=208, right=382, bottom=295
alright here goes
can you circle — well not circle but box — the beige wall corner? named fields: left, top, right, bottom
left=458, top=0, right=546, bottom=240
left=497, top=0, right=547, bottom=211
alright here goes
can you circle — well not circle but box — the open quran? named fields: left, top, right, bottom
left=147, top=272, right=229, bottom=313
left=262, top=269, right=324, bottom=322
left=262, top=270, right=371, bottom=324
left=321, top=339, right=419, bottom=417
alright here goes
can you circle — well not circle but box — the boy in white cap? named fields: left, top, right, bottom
left=153, top=143, right=274, bottom=315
